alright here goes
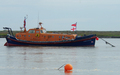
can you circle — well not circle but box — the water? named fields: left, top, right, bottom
left=0, top=38, right=120, bottom=75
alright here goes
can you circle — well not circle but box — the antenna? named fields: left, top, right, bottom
left=37, top=12, right=39, bottom=28
left=26, top=15, right=28, bottom=19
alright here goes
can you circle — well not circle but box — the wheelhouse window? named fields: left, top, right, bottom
left=29, top=30, right=35, bottom=33
left=40, top=30, right=43, bottom=33
left=43, top=29, right=46, bottom=33
left=40, top=29, right=46, bottom=33
left=36, top=31, right=39, bottom=33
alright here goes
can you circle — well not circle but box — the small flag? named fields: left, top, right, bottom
left=71, top=22, right=77, bottom=31
left=24, top=17, right=26, bottom=28
left=71, top=27, right=76, bottom=31
left=71, top=23, right=77, bottom=27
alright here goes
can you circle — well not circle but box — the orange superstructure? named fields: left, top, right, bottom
left=15, top=22, right=77, bottom=42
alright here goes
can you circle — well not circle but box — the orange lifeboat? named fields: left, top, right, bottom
left=3, top=21, right=97, bottom=46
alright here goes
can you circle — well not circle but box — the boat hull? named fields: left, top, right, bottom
left=4, top=34, right=97, bottom=46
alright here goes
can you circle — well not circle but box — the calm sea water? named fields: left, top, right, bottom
left=0, top=38, right=120, bottom=75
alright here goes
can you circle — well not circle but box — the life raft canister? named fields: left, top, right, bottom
left=36, top=34, right=40, bottom=37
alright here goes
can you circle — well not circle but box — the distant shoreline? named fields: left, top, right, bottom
left=1, top=31, right=120, bottom=38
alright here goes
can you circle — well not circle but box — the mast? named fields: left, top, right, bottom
left=23, top=15, right=28, bottom=32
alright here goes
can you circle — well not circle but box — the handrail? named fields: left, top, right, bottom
left=3, top=27, right=14, bottom=36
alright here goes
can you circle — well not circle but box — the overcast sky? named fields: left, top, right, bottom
left=0, top=0, right=120, bottom=31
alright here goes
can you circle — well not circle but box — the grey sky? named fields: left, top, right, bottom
left=0, top=0, right=120, bottom=31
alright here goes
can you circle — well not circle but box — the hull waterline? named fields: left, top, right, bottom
left=4, top=34, right=97, bottom=46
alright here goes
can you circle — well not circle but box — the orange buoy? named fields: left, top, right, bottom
left=64, top=64, right=73, bottom=71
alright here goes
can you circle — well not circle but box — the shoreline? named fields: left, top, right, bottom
left=1, top=31, right=120, bottom=38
